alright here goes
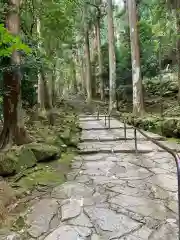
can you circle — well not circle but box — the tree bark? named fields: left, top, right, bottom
left=0, top=0, right=32, bottom=149
left=91, top=26, right=97, bottom=98
left=72, top=51, right=78, bottom=94
left=96, top=15, right=104, bottom=100
left=37, top=16, right=45, bottom=110
left=107, top=0, right=116, bottom=112
left=84, top=28, right=92, bottom=103
left=80, top=55, right=86, bottom=95
left=176, top=0, right=180, bottom=103
left=127, top=0, right=144, bottom=116
left=41, top=71, right=55, bottom=125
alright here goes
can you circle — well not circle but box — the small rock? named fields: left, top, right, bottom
left=51, top=182, right=94, bottom=200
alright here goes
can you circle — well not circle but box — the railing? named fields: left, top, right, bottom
left=96, top=110, right=180, bottom=239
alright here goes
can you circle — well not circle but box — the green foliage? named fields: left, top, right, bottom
left=0, top=24, right=31, bottom=57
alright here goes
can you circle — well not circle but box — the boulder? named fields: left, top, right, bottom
left=0, top=147, right=37, bottom=176
left=162, top=118, right=178, bottom=137
left=26, top=143, right=60, bottom=162
left=15, top=147, right=37, bottom=172
left=0, top=150, right=17, bottom=176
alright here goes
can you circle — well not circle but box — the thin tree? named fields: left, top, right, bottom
left=96, top=4, right=104, bottom=100
left=37, top=15, right=45, bottom=110
left=84, top=6, right=92, bottom=103
left=107, top=0, right=116, bottom=112
left=127, top=0, right=144, bottom=116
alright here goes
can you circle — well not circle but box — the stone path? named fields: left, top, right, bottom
left=3, top=114, right=179, bottom=239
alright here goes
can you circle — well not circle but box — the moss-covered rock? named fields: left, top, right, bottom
left=15, top=147, right=37, bottom=172
left=0, top=151, right=17, bottom=176
left=26, top=143, right=60, bottom=162
left=120, top=111, right=180, bottom=138
left=144, top=73, right=178, bottom=97
left=161, top=118, right=178, bottom=137
left=0, top=147, right=36, bottom=176
left=68, top=135, right=80, bottom=147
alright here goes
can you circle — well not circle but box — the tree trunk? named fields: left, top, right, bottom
left=96, top=16, right=104, bottom=101
left=176, top=0, right=180, bottom=103
left=41, top=71, right=55, bottom=125
left=0, top=0, right=32, bottom=149
left=37, top=73, right=45, bottom=110
left=81, top=56, right=86, bottom=95
left=72, top=53, right=78, bottom=94
left=107, top=0, right=116, bottom=112
left=84, top=28, right=92, bottom=103
left=50, top=62, right=56, bottom=107
left=127, top=0, right=144, bottom=116
left=37, top=16, right=45, bottom=110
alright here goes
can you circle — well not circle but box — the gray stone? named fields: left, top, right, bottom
left=167, top=200, right=178, bottom=213
left=61, top=199, right=81, bottom=221
left=149, top=174, right=178, bottom=192
left=109, top=195, right=171, bottom=220
left=44, top=225, right=83, bottom=240
left=75, top=175, right=92, bottom=184
left=73, top=226, right=91, bottom=237
left=44, top=226, right=76, bottom=240
left=82, top=154, right=108, bottom=161
left=84, top=207, right=140, bottom=238
left=91, top=234, right=102, bottom=240
left=68, top=212, right=93, bottom=227
left=122, top=226, right=152, bottom=240
left=51, top=182, right=94, bottom=200
left=148, top=222, right=178, bottom=239
left=83, top=192, right=107, bottom=206
left=26, top=199, right=59, bottom=238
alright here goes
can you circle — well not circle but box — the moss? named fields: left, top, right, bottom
left=16, top=165, right=65, bottom=190
left=0, top=147, right=37, bottom=177
left=12, top=216, right=26, bottom=231
left=26, top=143, right=60, bottom=162
left=0, top=151, right=17, bottom=176
left=59, top=152, right=76, bottom=166
left=15, top=147, right=37, bottom=172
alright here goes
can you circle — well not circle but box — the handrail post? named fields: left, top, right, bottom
left=176, top=156, right=180, bottom=239
left=105, top=114, right=107, bottom=126
left=97, top=107, right=99, bottom=120
left=108, top=114, right=110, bottom=129
left=134, top=128, right=137, bottom=154
left=124, top=120, right=127, bottom=141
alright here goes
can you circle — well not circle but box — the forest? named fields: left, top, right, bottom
left=0, top=0, right=180, bottom=238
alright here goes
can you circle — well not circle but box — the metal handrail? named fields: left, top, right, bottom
left=97, top=109, right=180, bottom=238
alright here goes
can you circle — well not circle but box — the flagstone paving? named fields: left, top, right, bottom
left=3, top=114, right=179, bottom=239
